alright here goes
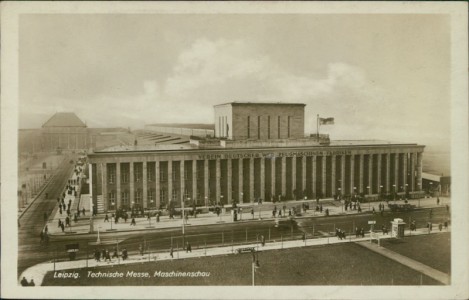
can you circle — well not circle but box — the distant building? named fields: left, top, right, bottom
left=41, top=112, right=89, bottom=151
left=88, top=102, right=425, bottom=213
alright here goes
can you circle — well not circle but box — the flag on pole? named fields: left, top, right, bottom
left=319, top=117, right=334, bottom=125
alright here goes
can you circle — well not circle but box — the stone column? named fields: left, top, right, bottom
left=340, top=155, right=345, bottom=196
left=368, top=155, right=373, bottom=195
left=312, top=156, right=317, bottom=197
left=321, top=156, right=326, bottom=197
left=155, top=161, right=160, bottom=208
left=214, top=158, right=220, bottom=204
left=410, top=153, right=416, bottom=192
left=142, top=161, right=147, bottom=209
left=168, top=160, right=173, bottom=204
left=102, top=163, right=108, bottom=212
left=180, top=160, right=185, bottom=204
left=302, top=156, right=306, bottom=197
left=129, top=162, right=135, bottom=206
left=238, top=159, right=244, bottom=204
left=249, top=158, right=254, bottom=203
left=402, top=153, right=407, bottom=193
left=350, top=155, right=355, bottom=194
left=291, top=156, right=297, bottom=199
left=281, top=157, right=286, bottom=197
left=192, top=160, right=197, bottom=203
left=393, top=153, right=399, bottom=190
left=227, top=159, right=233, bottom=204
left=359, top=154, right=364, bottom=193
left=271, top=158, right=276, bottom=200
left=116, top=162, right=121, bottom=207
left=377, top=154, right=382, bottom=194
left=331, top=155, right=336, bottom=197
left=260, top=158, right=265, bottom=202
left=386, top=153, right=391, bottom=193
left=416, top=152, right=423, bottom=191
left=204, top=160, right=209, bottom=206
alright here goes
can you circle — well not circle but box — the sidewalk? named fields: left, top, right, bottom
left=46, top=195, right=451, bottom=237
left=19, top=227, right=448, bottom=286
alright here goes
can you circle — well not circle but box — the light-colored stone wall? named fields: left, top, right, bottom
left=215, top=103, right=305, bottom=140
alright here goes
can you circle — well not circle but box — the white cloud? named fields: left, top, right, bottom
left=27, top=38, right=432, bottom=144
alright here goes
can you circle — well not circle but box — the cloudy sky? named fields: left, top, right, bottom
left=19, top=13, right=450, bottom=151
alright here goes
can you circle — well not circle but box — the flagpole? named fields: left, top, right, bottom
left=316, top=114, right=320, bottom=140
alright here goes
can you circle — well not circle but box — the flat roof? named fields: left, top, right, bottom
left=146, top=123, right=215, bottom=130
left=93, top=139, right=422, bottom=154
left=214, top=101, right=306, bottom=107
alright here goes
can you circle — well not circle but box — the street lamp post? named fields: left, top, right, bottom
left=251, top=250, right=260, bottom=286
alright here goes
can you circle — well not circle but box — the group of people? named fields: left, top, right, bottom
left=344, top=201, right=361, bottom=212
left=335, top=228, right=347, bottom=240
left=20, top=277, right=35, bottom=286
left=355, top=227, right=365, bottom=238
left=94, top=247, right=128, bottom=262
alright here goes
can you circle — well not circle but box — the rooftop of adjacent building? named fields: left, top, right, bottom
left=214, top=101, right=306, bottom=107
left=146, top=123, right=215, bottom=130
left=42, top=112, right=87, bottom=128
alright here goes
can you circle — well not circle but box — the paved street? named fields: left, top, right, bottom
left=17, top=154, right=76, bottom=277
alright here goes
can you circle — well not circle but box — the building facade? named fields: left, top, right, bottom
left=41, top=112, right=89, bottom=151
left=88, top=103, right=424, bottom=212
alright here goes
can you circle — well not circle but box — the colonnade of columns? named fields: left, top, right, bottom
left=91, top=151, right=423, bottom=212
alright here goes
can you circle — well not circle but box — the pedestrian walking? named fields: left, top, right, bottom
left=61, top=222, right=65, bottom=232
left=437, top=197, right=440, bottom=205
left=444, top=221, right=448, bottom=229
left=58, top=219, right=62, bottom=228
left=95, top=249, right=101, bottom=261
left=186, top=242, right=192, bottom=253
left=170, top=247, right=174, bottom=258
left=261, top=235, right=265, bottom=246
left=131, top=218, right=136, bottom=226
left=104, top=214, right=109, bottom=222
left=288, top=209, right=292, bottom=216
left=65, top=216, right=70, bottom=227
left=251, top=208, right=254, bottom=219
left=122, top=248, right=128, bottom=260
left=82, top=207, right=86, bottom=216
left=438, top=223, right=443, bottom=231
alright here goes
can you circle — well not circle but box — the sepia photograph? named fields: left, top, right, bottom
left=1, top=1, right=468, bottom=299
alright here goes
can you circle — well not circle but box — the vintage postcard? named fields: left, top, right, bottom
left=1, top=1, right=468, bottom=299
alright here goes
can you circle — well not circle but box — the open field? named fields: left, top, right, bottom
left=379, top=232, right=450, bottom=274
left=43, top=242, right=440, bottom=286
